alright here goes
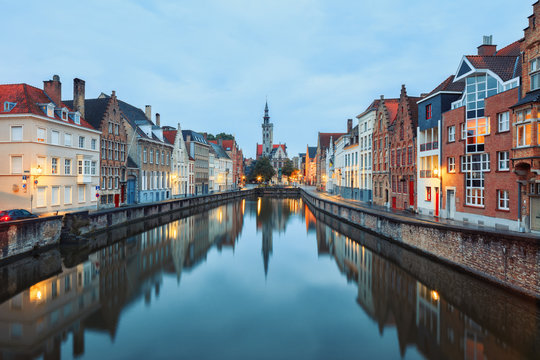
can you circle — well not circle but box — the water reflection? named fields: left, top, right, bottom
left=0, top=197, right=538, bottom=359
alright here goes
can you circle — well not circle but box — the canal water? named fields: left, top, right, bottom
left=0, top=197, right=538, bottom=359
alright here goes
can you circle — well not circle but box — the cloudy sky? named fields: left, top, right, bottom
left=1, top=0, right=532, bottom=157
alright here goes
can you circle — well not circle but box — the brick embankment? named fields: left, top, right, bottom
left=300, top=188, right=540, bottom=299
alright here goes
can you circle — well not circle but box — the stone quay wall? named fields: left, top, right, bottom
left=300, top=189, right=540, bottom=300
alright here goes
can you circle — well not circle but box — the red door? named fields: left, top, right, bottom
left=435, top=187, right=439, bottom=217
left=114, top=194, right=120, bottom=208
left=409, top=180, right=414, bottom=207
left=392, top=197, right=397, bottom=209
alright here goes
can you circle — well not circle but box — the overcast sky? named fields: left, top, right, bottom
left=1, top=0, right=532, bottom=157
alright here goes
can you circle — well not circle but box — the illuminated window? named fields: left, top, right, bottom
left=466, top=117, right=489, bottom=153
left=37, top=128, right=46, bottom=142
left=448, top=157, right=455, bottom=173
left=51, top=158, right=58, bottom=174
left=517, top=123, right=532, bottom=147
left=426, top=187, right=431, bottom=201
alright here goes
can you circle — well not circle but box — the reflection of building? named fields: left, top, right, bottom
left=317, top=215, right=523, bottom=359
left=0, top=258, right=100, bottom=359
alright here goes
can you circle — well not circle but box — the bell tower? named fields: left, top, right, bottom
left=262, top=101, right=273, bottom=157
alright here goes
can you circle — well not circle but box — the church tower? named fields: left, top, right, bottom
left=262, top=101, right=273, bottom=157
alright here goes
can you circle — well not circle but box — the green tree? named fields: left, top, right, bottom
left=281, top=159, right=296, bottom=178
left=249, top=157, right=275, bottom=182
left=207, top=132, right=234, bottom=141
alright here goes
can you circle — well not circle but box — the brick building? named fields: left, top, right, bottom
left=65, top=84, right=128, bottom=208
left=441, top=37, right=521, bottom=230
left=511, top=2, right=540, bottom=232
left=210, top=139, right=243, bottom=187
left=372, top=96, right=399, bottom=206
left=389, top=85, right=421, bottom=210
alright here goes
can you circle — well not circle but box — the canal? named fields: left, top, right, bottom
left=0, top=197, right=538, bottom=359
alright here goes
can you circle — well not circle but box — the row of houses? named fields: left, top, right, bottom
left=0, top=76, right=244, bottom=215
left=299, top=3, right=540, bottom=233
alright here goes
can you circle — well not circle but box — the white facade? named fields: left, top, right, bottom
left=357, top=106, right=375, bottom=202
left=169, top=124, right=190, bottom=198
left=416, top=120, right=441, bottom=216
left=0, top=109, right=100, bottom=214
left=333, top=135, right=348, bottom=192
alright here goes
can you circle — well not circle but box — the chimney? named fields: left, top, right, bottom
left=73, top=78, right=85, bottom=117
left=43, top=75, right=62, bottom=106
left=347, top=119, right=353, bottom=133
left=477, top=35, right=497, bottom=56
left=155, top=113, right=160, bottom=127
left=145, top=105, right=151, bottom=121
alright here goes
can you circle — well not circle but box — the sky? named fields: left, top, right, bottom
left=0, top=0, right=533, bottom=158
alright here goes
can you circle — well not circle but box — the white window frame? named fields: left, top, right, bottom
left=51, top=157, right=59, bottom=175
left=51, top=130, right=59, bottom=145
left=91, top=138, right=97, bottom=150
left=37, top=128, right=46, bottom=143
left=64, top=159, right=71, bottom=175
left=498, top=151, right=509, bottom=171
left=78, top=185, right=86, bottom=203
left=37, top=186, right=47, bottom=208
left=497, top=112, right=509, bottom=132
left=78, top=136, right=85, bottom=149
left=10, top=155, right=23, bottom=174
left=498, top=190, right=509, bottom=210
left=64, top=133, right=72, bottom=146
left=51, top=186, right=60, bottom=206
left=64, top=186, right=72, bottom=204
left=448, top=157, right=455, bottom=173
left=448, top=126, right=455, bottom=142
left=11, top=126, right=23, bottom=141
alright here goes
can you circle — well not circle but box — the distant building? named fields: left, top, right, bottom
left=255, top=101, right=288, bottom=177
left=163, top=124, right=191, bottom=197
left=316, top=132, right=345, bottom=191
left=182, top=130, right=210, bottom=195
left=356, top=99, right=378, bottom=203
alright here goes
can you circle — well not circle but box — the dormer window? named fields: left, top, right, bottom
left=3, top=101, right=16, bottom=112
left=69, top=112, right=81, bottom=124
left=47, top=103, right=54, bottom=117
left=62, top=109, right=68, bottom=121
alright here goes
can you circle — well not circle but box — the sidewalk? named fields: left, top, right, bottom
left=301, top=186, right=539, bottom=241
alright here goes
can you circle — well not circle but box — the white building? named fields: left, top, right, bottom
left=0, top=76, right=101, bottom=214
left=356, top=100, right=378, bottom=203
left=210, top=142, right=233, bottom=192
left=163, top=123, right=191, bottom=197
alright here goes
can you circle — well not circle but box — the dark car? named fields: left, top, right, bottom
left=0, top=209, right=38, bottom=222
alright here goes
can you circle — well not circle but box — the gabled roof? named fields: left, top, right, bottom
left=511, top=88, right=540, bottom=108
left=210, top=142, right=231, bottom=159
left=420, top=75, right=465, bottom=103
left=464, top=55, right=521, bottom=82
left=318, top=132, right=346, bottom=150
left=163, top=129, right=177, bottom=145
left=0, top=83, right=95, bottom=130
left=356, top=99, right=380, bottom=119
left=209, top=139, right=236, bottom=151
left=256, top=143, right=286, bottom=157
left=64, top=97, right=109, bottom=130
left=384, top=99, right=400, bottom=123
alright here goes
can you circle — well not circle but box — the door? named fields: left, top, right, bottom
left=127, top=179, right=136, bottom=204
left=531, top=197, right=540, bottom=231
left=121, top=184, right=126, bottom=203
left=447, top=189, right=455, bottom=219
left=392, top=197, right=397, bottom=209
left=409, top=180, right=414, bottom=207
left=114, top=194, right=120, bottom=207
left=435, top=187, right=439, bottom=217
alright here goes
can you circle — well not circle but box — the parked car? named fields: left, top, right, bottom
left=0, top=209, right=38, bottom=222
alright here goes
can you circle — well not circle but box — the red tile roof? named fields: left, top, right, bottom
left=209, top=139, right=236, bottom=151
left=256, top=143, right=286, bottom=157
left=318, top=132, right=346, bottom=150
left=356, top=99, right=380, bottom=119
left=384, top=99, right=400, bottom=123
left=163, top=129, right=177, bottom=145
left=0, top=83, right=95, bottom=130
left=495, top=40, right=521, bottom=56
left=465, top=55, right=521, bottom=82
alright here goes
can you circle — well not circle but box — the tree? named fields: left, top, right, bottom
left=281, top=159, right=296, bottom=178
left=207, top=132, right=234, bottom=141
left=249, top=157, right=275, bottom=182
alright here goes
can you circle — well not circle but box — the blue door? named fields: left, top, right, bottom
left=127, top=179, right=136, bottom=204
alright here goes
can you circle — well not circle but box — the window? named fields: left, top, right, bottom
left=64, top=133, right=72, bottom=146
left=498, top=151, right=509, bottom=171
left=51, top=130, right=59, bottom=145
left=517, top=123, right=532, bottom=147
left=143, top=148, right=147, bottom=163
left=448, top=157, right=455, bottom=173
left=91, top=138, right=97, bottom=150
left=156, top=150, right=159, bottom=164
left=114, top=142, right=118, bottom=160
left=426, top=104, right=432, bottom=120
left=161, top=151, right=165, bottom=165
left=498, top=190, right=509, bottom=210
left=11, top=126, right=22, bottom=141
left=121, top=144, right=125, bottom=162
left=530, top=57, right=540, bottom=91
left=115, top=177, right=119, bottom=189
left=102, top=140, right=106, bottom=159
left=461, top=153, right=490, bottom=172
left=37, top=156, right=46, bottom=173
left=466, top=118, right=489, bottom=153
left=64, top=186, right=72, bottom=204
left=426, top=187, right=431, bottom=201
left=78, top=160, right=83, bottom=175
left=91, top=161, right=97, bottom=175
left=78, top=185, right=86, bottom=203
left=150, top=149, right=153, bottom=164
left=37, top=128, right=46, bottom=142
left=408, top=146, right=413, bottom=165
left=84, top=160, right=91, bottom=175
left=448, top=126, right=455, bottom=142
left=78, top=136, right=85, bottom=148
left=4, top=101, right=16, bottom=112
left=51, top=186, right=60, bottom=205
left=102, top=176, right=106, bottom=190
left=51, top=158, right=58, bottom=174
left=461, top=123, right=466, bottom=140
left=37, top=187, right=46, bottom=207
left=465, top=74, right=498, bottom=119
left=108, top=141, right=112, bottom=160
left=108, top=122, right=113, bottom=134
left=11, top=156, right=22, bottom=174
left=465, top=171, right=485, bottom=206
left=497, top=112, right=509, bottom=132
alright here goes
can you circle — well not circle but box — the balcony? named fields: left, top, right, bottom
left=420, top=141, right=439, bottom=152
